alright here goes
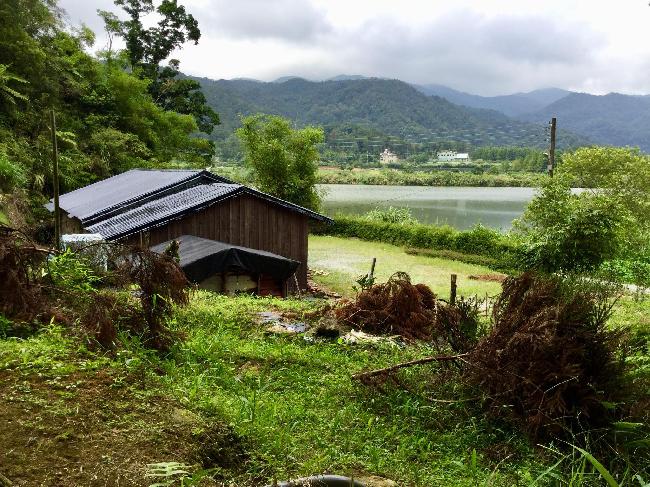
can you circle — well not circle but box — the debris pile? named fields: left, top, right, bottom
left=334, top=272, right=437, bottom=341
left=467, top=272, right=624, bottom=439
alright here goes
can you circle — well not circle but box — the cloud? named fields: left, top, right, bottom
left=56, top=0, right=650, bottom=95
left=196, top=0, right=331, bottom=42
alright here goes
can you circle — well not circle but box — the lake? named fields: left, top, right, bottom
left=319, top=184, right=538, bottom=230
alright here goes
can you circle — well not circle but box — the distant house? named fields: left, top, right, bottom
left=437, top=151, right=470, bottom=162
left=379, top=148, right=398, bottom=164
left=46, top=169, right=331, bottom=290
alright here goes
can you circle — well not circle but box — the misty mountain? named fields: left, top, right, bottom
left=520, top=92, right=650, bottom=151
left=414, top=84, right=570, bottom=117
left=194, top=76, right=586, bottom=148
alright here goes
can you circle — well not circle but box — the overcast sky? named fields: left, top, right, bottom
left=59, top=0, right=650, bottom=96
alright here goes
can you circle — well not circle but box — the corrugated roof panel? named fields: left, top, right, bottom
left=87, top=183, right=241, bottom=240
left=52, top=169, right=205, bottom=221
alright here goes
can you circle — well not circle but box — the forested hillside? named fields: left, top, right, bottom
left=414, top=84, right=570, bottom=117
left=0, top=0, right=214, bottom=198
left=193, top=76, right=588, bottom=150
left=520, top=92, right=650, bottom=151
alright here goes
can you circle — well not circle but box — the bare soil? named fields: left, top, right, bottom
left=0, top=366, right=246, bottom=486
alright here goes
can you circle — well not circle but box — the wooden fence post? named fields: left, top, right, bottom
left=450, top=274, right=457, bottom=305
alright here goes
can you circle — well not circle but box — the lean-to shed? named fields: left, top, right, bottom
left=46, top=169, right=331, bottom=289
left=151, top=235, right=300, bottom=296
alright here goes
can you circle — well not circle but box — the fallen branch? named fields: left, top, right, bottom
left=352, top=352, right=469, bottom=381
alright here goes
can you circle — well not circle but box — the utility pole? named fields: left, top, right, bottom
left=548, top=117, right=556, bottom=177
left=51, top=110, right=61, bottom=251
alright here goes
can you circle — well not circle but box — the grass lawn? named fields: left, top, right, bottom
left=309, top=235, right=503, bottom=299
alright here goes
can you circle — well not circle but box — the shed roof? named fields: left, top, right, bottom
left=86, top=183, right=242, bottom=239
left=48, top=169, right=228, bottom=222
left=150, top=235, right=300, bottom=282
left=85, top=181, right=331, bottom=240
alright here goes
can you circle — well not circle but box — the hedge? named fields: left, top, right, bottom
left=313, top=216, right=524, bottom=271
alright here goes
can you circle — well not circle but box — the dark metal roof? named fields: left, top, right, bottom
left=87, top=183, right=241, bottom=240
left=48, top=169, right=332, bottom=239
left=86, top=180, right=332, bottom=240
left=47, top=169, right=229, bottom=222
left=150, top=235, right=300, bottom=282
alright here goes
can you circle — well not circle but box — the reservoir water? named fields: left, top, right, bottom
left=319, top=184, right=538, bottom=230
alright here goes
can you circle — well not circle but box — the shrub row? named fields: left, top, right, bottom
left=316, top=168, right=546, bottom=187
left=313, top=216, right=524, bottom=271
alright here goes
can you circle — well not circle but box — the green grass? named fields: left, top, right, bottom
left=161, top=292, right=543, bottom=485
left=308, top=235, right=503, bottom=299
left=3, top=293, right=648, bottom=485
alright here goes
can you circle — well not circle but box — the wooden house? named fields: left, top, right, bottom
left=47, top=169, right=331, bottom=290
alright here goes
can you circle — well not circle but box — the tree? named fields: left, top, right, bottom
left=0, top=0, right=214, bottom=195
left=99, top=0, right=219, bottom=135
left=515, top=146, right=650, bottom=273
left=236, top=114, right=324, bottom=211
left=560, top=147, right=650, bottom=229
left=516, top=176, right=628, bottom=272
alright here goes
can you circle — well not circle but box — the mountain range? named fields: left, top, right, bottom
left=414, top=84, right=650, bottom=151
left=195, top=76, right=586, bottom=149
left=194, top=74, right=650, bottom=151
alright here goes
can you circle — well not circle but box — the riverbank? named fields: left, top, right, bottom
left=212, top=165, right=545, bottom=188
left=317, top=167, right=545, bottom=187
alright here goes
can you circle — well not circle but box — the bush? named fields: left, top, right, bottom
left=0, top=147, right=25, bottom=191
left=516, top=177, right=628, bottom=272
left=363, top=206, right=418, bottom=225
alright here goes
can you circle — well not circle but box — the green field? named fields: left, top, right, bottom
left=309, top=235, right=503, bottom=299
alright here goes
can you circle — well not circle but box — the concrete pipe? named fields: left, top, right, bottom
left=263, top=475, right=366, bottom=487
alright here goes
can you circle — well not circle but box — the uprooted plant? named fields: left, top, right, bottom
left=335, top=272, right=481, bottom=350
left=467, top=272, right=626, bottom=441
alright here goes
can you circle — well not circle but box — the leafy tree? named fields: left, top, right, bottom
left=237, top=114, right=324, bottom=210
left=560, top=146, right=650, bottom=229
left=515, top=175, right=630, bottom=272
left=0, top=0, right=214, bottom=195
left=99, top=0, right=219, bottom=135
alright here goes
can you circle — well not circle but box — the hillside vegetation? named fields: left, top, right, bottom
left=521, top=92, right=650, bottom=151
left=194, top=76, right=588, bottom=150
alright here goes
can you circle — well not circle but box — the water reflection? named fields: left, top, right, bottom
left=319, top=184, right=538, bottom=230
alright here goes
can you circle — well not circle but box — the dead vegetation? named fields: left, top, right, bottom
left=0, top=226, right=189, bottom=350
left=349, top=271, right=638, bottom=444
left=0, top=226, right=49, bottom=320
left=334, top=272, right=480, bottom=350
left=467, top=272, right=625, bottom=440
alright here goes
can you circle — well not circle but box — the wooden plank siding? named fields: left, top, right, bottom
left=123, top=194, right=310, bottom=289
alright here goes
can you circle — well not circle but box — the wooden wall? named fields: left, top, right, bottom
left=125, top=194, right=310, bottom=289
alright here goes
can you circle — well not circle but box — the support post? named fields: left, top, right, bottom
left=368, top=257, right=376, bottom=279
left=51, top=110, right=61, bottom=251
left=548, top=117, right=556, bottom=178
left=450, top=274, right=457, bottom=305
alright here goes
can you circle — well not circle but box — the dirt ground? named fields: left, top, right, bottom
left=0, top=366, right=245, bottom=486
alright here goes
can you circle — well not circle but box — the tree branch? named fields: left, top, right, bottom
left=352, top=353, right=469, bottom=381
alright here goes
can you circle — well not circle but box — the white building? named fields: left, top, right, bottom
left=437, top=151, right=470, bottom=162
left=379, top=148, right=398, bottom=164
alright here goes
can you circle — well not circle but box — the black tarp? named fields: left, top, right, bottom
left=150, top=235, right=300, bottom=283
